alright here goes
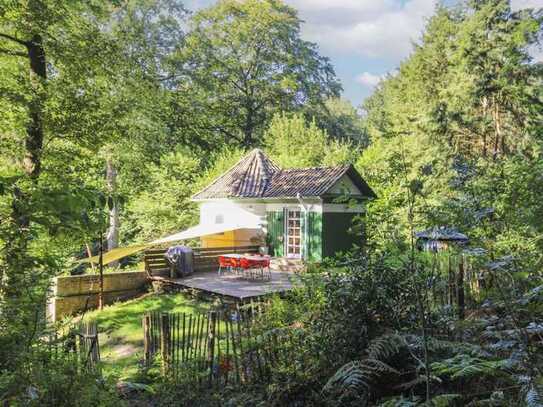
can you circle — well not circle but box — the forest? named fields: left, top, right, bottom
left=1, top=0, right=542, bottom=405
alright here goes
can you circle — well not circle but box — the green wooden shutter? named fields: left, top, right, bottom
left=266, top=211, right=284, bottom=257
left=307, top=212, right=322, bottom=262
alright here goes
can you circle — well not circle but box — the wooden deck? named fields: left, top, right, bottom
left=161, top=270, right=297, bottom=300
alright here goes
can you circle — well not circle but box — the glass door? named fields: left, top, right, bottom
left=286, top=209, right=302, bottom=258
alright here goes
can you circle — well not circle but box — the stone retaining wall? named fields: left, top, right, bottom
left=47, top=270, right=168, bottom=321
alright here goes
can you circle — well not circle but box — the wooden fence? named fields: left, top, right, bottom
left=77, top=320, right=100, bottom=369
left=142, top=306, right=305, bottom=387
left=144, top=245, right=260, bottom=277
left=46, top=320, right=101, bottom=371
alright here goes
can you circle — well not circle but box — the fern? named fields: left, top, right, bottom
left=377, top=396, right=420, bottom=406
left=323, top=361, right=372, bottom=395
left=378, top=394, right=461, bottom=407
left=524, top=384, right=543, bottom=407
left=323, top=334, right=405, bottom=400
left=394, top=375, right=442, bottom=391
left=406, top=334, right=479, bottom=355
left=323, top=359, right=398, bottom=394
left=367, top=334, right=407, bottom=361
left=424, top=394, right=462, bottom=407
left=431, top=354, right=507, bottom=380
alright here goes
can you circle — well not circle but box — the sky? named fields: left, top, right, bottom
left=184, top=0, right=543, bottom=106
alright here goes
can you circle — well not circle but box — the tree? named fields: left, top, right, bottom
left=172, top=0, right=341, bottom=147
left=97, top=0, right=188, bottom=257
left=120, top=149, right=201, bottom=244
left=305, top=97, right=369, bottom=146
left=360, top=0, right=543, bottom=253
left=264, top=112, right=357, bottom=168
left=0, top=0, right=156, bottom=376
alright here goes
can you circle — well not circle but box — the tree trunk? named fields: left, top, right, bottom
left=1, top=33, right=46, bottom=367
left=492, top=97, right=501, bottom=160
left=448, top=255, right=454, bottom=306
left=23, top=34, right=46, bottom=178
left=243, top=104, right=254, bottom=147
left=481, top=96, right=488, bottom=157
left=457, top=256, right=465, bottom=320
left=105, top=157, right=119, bottom=266
left=4, top=35, right=46, bottom=284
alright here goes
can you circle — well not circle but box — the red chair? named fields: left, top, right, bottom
left=230, top=257, right=241, bottom=274
left=240, top=257, right=271, bottom=280
left=218, top=256, right=233, bottom=276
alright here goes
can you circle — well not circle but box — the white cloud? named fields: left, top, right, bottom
left=286, top=0, right=436, bottom=60
left=355, top=72, right=385, bottom=88
left=510, top=1, right=542, bottom=63
left=528, top=45, right=543, bottom=62
left=510, top=0, right=543, bottom=10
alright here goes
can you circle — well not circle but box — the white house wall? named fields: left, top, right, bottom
left=199, top=200, right=267, bottom=227
left=198, top=199, right=363, bottom=229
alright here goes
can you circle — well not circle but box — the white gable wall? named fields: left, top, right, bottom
left=328, top=174, right=362, bottom=195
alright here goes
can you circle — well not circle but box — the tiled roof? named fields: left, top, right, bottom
left=192, top=149, right=376, bottom=200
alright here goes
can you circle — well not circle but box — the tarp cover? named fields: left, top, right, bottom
left=151, top=222, right=260, bottom=245
left=79, top=221, right=262, bottom=266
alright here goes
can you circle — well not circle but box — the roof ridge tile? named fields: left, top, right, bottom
left=192, top=150, right=374, bottom=200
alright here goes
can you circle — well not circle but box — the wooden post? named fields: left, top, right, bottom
left=228, top=315, right=241, bottom=385
left=143, top=314, right=151, bottom=367
left=181, top=313, right=186, bottom=362
left=98, top=230, right=104, bottom=310
left=160, top=313, right=171, bottom=375
left=216, top=311, right=222, bottom=387
left=236, top=305, right=247, bottom=382
left=208, top=311, right=217, bottom=387
left=187, top=314, right=193, bottom=363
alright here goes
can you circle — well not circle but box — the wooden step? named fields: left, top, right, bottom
left=269, top=257, right=305, bottom=273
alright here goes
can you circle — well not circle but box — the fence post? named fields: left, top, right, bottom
left=160, top=313, right=171, bottom=375
left=143, top=314, right=151, bottom=367
left=208, top=311, right=217, bottom=387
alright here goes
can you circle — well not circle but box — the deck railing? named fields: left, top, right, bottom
left=144, top=245, right=260, bottom=277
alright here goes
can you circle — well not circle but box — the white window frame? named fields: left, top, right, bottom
left=285, top=209, right=302, bottom=258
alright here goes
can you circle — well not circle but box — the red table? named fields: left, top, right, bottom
left=218, top=254, right=271, bottom=280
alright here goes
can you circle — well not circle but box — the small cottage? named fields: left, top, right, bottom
left=190, top=149, right=376, bottom=261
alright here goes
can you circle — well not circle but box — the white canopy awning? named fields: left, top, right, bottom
left=79, top=220, right=263, bottom=266
left=151, top=221, right=262, bottom=245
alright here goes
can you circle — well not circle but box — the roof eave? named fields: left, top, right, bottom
left=192, top=195, right=324, bottom=202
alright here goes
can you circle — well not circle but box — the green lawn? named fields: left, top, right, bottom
left=85, top=293, right=211, bottom=380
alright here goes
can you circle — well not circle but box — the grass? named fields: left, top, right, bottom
left=84, top=292, right=212, bottom=381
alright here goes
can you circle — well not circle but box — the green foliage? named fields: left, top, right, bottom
left=192, top=147, right=247, bottom=193
left=174, top=0, right=341, bottom=146
left=121, top=150, right=201, bottom=244
left=264, top=112, right=357, bottom=168
left=305, top=97, right=369, bottom=145
left=0, top=339, right=121, bottom=405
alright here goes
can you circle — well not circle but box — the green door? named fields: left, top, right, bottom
left=306, top=212, right=322, bottom=262
left=266, top=211, right=284, bottom=257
